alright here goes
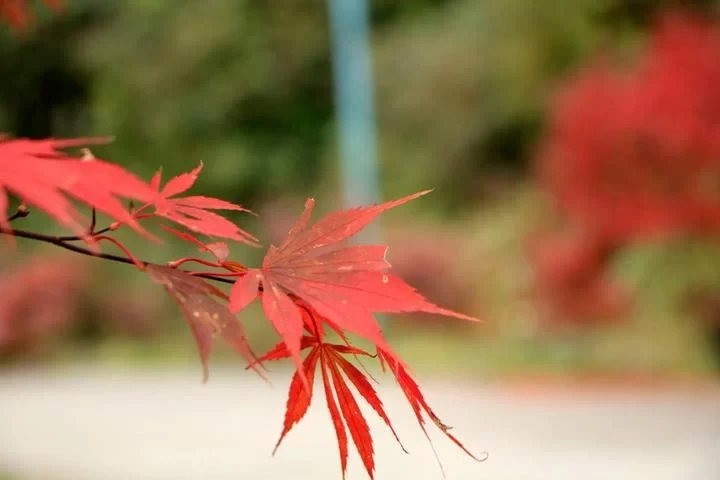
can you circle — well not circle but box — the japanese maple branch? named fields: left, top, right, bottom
left=54, top=213, right=157, bottom=241
left=0, top=226, right=237, bottom=285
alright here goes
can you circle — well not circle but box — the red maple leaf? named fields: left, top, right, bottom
left=0, top=136, right=156, bottom=237
left=227, top=191, right=481, bottom=386
left=252, top=333, right=402, bottom=479
left=144, top=163, right=258, bottom=245
left=250, top=308, right=483, bottom=480
left=146, top=265, right=263, bottom=382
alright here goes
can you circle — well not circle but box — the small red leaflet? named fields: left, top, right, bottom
left=228, top=191, right=482, bottom=388
left=145, top=162, right=258, bottom=245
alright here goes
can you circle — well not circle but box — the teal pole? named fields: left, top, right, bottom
left=327, top=0, right=382, bottom=243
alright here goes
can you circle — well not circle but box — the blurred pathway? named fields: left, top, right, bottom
left=1, top=366, right=719, bottom=480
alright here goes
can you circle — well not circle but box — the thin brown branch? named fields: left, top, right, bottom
left=89, top=208, right=97, bottom=234
left=55, top=226, right=112, bottom=241
left=56, top=213, right=153, bottom=242
left=0, top=227, right=237, bottom=285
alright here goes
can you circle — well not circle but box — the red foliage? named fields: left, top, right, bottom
left=0, top=255, right=85, bottom=355
left=0, top=256, right=165, bottom=356
left=0, top=0, right=61, bottom=29
left=534, top=10, right=720, bottom=326
left=147, top=163, right=258, bottom=244
left=528, top=232, right=631, bottom=327
left=250, top=308, right=484, bottom=480
left=0, top=137, right=156, bottom=237
left=541, top=11, right=720, bottom=242
left=146, top=265, right=263, bottom=382
left=385, top=226, right=473, bottom=328
left=0, top=5, right=484, bottom=478
left=0, top=140, right=256, bottom=243
left=0, top=136, right=484, bottom=478
left=227, top=192, right=480, bottom=387
left=145, top=193, right=484, bottom=476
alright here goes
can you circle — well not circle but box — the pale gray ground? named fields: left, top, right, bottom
left=1, top=366, right=719, bottom=480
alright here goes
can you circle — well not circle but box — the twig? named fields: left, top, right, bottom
left=8, top=205, right=29, bottom=222
left=89, top=208, right=97, bottom=234
left=55, top=226, right=112, bottom=241
left=55, top=214, right=154, bottom=242
left=0, top=227, right=237, bottom=285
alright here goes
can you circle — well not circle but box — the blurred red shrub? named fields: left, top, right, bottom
left=541, top=11, right=720, bottom=242
left=95, top=295, right=162, bottom=339
left=534, top=10, right=720, bottom=326
left=0, top=255, right=86, bottom=357
left=0, top=255, right=163, bottom=359
left=528, top=231, right=631, bottom=328
left=0, top=0, right=62, bottom=29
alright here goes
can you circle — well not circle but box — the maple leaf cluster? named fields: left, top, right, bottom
left=532, top=10, right=720, bottom=325
left=0, top=5, right=484, bottom=476
left=0, top=135, right=484, bottom=478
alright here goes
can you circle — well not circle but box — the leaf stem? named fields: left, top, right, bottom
left=168, top=257, right=224, bottom=269
left=89, top=208, right=97, bottom=233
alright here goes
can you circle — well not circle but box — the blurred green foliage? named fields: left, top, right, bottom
left=5, top=0, right=714, bottom=208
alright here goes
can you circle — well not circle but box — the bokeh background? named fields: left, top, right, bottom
left=2, top=1, right=720, bottom=479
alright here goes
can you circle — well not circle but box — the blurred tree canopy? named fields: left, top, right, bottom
left=1, top=0, right=719, bottom=211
